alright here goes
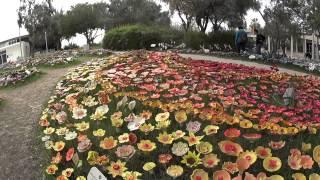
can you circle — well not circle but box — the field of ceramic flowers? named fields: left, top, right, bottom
left=40, top=51, right=320, bottom=180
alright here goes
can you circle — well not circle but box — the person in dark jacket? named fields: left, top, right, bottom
left=235, top=26, right=248, bottom=54
left=254, top=29, right=265, bottom=55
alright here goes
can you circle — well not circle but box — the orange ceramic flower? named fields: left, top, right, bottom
left=202, top=153, right=220, bottom=168
left=218, top=140, right=243, bottom=156
left=269, top=140, right=286, bottom=150
left=263, top=157, right=282, bottom=172
left=223, top=128, right=241, bottom=139
left=183, top=132, right=204, bottom=146
left=212, top=170, right=231, bottom=180
left=255, top=146, right=272, bottom=159
left=222, top=162, right=239, bottom=174
left=107, top=160, right=127, bottom=178
left=158, top=154, right=172, bottom=164
left=137, top=140, right=156, bottom=152
left=190, top=169, right=209, bottom=180
left=53, top=141, right=65, bottom=152
left=242, top=133, right=262, bottom=142
left=100, top=137, right=118, bottom=150
left=236, top=158, right=250, bottom=172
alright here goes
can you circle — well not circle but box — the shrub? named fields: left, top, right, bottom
left=183, top=31, right=208, bottom=50
left=103, top=25, right=182, bottom=50
left=208, top=31, right=236, bottom=50
left=63, top=43, right=79, bottom=50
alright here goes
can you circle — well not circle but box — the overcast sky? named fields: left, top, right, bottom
left=0, top=0, right=268, bottom=46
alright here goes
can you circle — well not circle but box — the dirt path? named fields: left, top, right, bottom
left=180, top=54, right=309, bottom=76
left=0, top=67, right=75, bottom=180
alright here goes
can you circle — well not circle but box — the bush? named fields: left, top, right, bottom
left=183, top=31, right=208, bottom=50
left=103, top=25, right=182, bottom=50
left=63, top=43, right=79, bottom=50
left=208, top=31, right=236, bottom=50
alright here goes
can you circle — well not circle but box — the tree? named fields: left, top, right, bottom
left=19, top=0, right=62, bottom=53
left=107, top=0, right=170, bottom=28
left=249, top=18, right=261, bottom=31
left=61, top=3, right=107, bottom=46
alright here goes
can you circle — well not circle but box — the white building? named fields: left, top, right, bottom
left=0, top=35, right=30, bottom=64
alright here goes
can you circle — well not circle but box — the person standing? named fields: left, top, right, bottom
left=254, top=29, right=265, bottom=55
left=235, top=26, right=248, bottom=54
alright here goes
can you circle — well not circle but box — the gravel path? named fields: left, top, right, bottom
left=180, top=54, right=309, bottom=76
left=0, top=53, right=313, bottom=180
left=0, top=67, right=74, bottom=180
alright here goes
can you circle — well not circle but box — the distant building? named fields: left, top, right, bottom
left=0, top=35, right=30, bottom=65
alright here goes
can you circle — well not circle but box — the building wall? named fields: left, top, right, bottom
left=0, top=42, right=30, bottom=63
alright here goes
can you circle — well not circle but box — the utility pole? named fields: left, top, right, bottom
left=45, top=31, right=48, bottom=53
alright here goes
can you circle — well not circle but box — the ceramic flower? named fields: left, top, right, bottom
left=51, top=152, right=62, bottom=164
left=181, top=151, right=202, bottom=168
left=239, top=151, right=257, bottom=165
left=301, top=142, right=312, bottom=152
left=255, top=146, right=272, bottom=159
left=143, top=162, right=156, bottom=172
left=157, top=132, right=174, bottom=144
left=46, top=164, right=58, bottom=175
left=137, top=140, right=156, bottom=152
left=269, top=140, right=286, bottom=150
left=263, top=157, right=282, bottom=172
left=196, top=141, right=213, bottom=154
left=202, top=153, right=220, bottom=168
left=292, top=173, right=306, bottom=180
left=155, top=112, right=170, bottom=122
left=55, top=127, right=69, bottom=136
left=158, top=154, right=172, bottom=164
left=186, top=121, right=202, bottom=133
left=74, top=121, right=90, bottom=132
left=122, top=171, right=141, bottom=180
left=93, top=129, right=106, bottom=137
left=309, top=173, right=320, bottom=180
left=91, top=105, right=109, bottom=120
left=77, top=139, right=92, bottom=152
left=224, top=128, right=241, bottom=139
left=239, top=119, right=253, bottom=129
left=43, top=127, right=55, bottom=135
left=183, top=132, right=204, bottom=146
left=190, top=169, right=209, bottom=180
left=172, top=142, right=189, bottom=156
left=175, top=110, right=187, bottom=124
left=100, top=137, right=118, bottom=150
left=139, top=110, right=152, bottom=120
left=53, top=141, right=65, bottom=152
left=313, top=145, right=320, bottom=165
left=172, top=130, right=186, bottom=140
left=218, top=140, right=243, bottom=156
left=64, top=131, right=77, bottom=141
left=222, top=162, right=239, bottom=174
left=107, top=160, right=127, bottom=178
left=166, top=165, right=183, bottom=178
left=62, top=168, right=74, bottom=178
left=212, top=170, right=231, bottom=180
left=236, top=158, right=250, bottom=172
left=115, top=145, right=136, bottom=160
left=139, top=123, right=155, bottom=134
left=72, top=107, right=87, bottom=120
left=118, top=133, right=130, bottom=143
left=203, top=125, right=219, bottom=135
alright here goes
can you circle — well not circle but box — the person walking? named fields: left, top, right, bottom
left=235, top=26, right=248, bottom=54
left=254, top=29, right=265, bottom=55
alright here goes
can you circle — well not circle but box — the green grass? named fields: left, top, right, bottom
left=0, top=72, right=45, bottom=91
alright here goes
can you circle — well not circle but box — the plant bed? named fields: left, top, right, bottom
left=40, top=51, right=320, bottom=180
left=0, top=67, right=42, bottom=88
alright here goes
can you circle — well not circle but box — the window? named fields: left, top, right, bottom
left=0, top=50, right=6, bottom=64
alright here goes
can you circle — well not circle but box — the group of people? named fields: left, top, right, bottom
left=235, top=26, right=265, bottom=55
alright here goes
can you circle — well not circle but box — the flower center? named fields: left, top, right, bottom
left=187, top=157, right=196, bottom=165
left=113, top=164, right=120, bottom=170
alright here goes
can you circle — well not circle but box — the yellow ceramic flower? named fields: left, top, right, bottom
left=203, top=125, right=219, bottom=135
left=118, top=133, right=129, bottom=143
left=292, top=173, right=306, bottom=180
left=122, top=171, right=142, bottom=180
left=53, top=141, right=65, bottom=152
left=166, top=165, right=184, bottom=178
left=183, top=132, right=204, bottom=146
left=155, top=120, right=171, bottom=129
left=55, top=127, right=69, bottom=136
left=107, top=160, right=127, bottom=178
left=155, top=112, right=170, bottom=122
left=74, top=121, right=90, bottom=132
left=175, top=110, right=187, bottom=124
left=309, top=173, right=320, bottom=180
left=93, top=129, right=106, bottom=137
left=196, top=142, right=213, bottom=154
left=255, top=146, right=272, bottom=159
left=157, top=132, right=174, bottom=145
left=181, top=151, right=202, bottom=167
left=239, top=151, right=257, bottom=165
left=190, top=169, right=208, bottom=180
left=76, top=176, right=86, bottom=180
left=239, top=120, right=253, bottom=129
left=100, top=137, right=118, bottom=150
left=263, top=157, right=282, bottom=172
left=43, top=127, right=55, bottom=135
left=46, top=164, right=58, bottom=174
left=139, top=123, right=155, bottom=134
left=302, top=142, right=312, bottom=152
left=111, top=117, right=123, bottom=128
left=268, top=175, right=284, bottom=180
left=313, top=145, right=320, bottom=165
left=202, top=153, right=220, bottom=168
left=143, top=162, right=156, bottom=171
left=137, top=140, right=157, bottom=152
left=172, top=130, right=186, bottom=140
left=62, top=168, right=74, bottom=177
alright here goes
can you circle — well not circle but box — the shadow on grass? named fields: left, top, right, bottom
left=0, top=72, right=45, bottom=91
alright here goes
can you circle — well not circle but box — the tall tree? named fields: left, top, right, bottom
left=107, top=0, right=170, bottom=28
left=61, top=2, right=107, bottom=45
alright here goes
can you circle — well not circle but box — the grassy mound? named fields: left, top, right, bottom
left=40, top=51, right=320, bottom=180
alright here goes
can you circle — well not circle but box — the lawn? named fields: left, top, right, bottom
left=40, top=51, right=320, bottom=180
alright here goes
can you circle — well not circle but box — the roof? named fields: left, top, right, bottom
left=0, top=35, right=29, bottom=45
